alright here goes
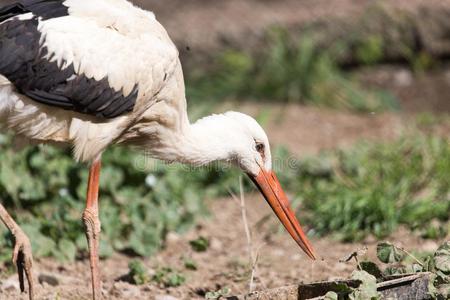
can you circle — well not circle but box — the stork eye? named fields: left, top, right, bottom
left=255, top=142, right=265, bottom=154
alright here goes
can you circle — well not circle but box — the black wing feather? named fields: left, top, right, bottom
left=0, top=1, right=139, bottom=119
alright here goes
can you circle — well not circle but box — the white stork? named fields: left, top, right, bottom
left=0, top=0, right=316, bottom=299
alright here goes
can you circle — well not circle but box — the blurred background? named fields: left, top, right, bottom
left=0, top=0, right=449, bottom=299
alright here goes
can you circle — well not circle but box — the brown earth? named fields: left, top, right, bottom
left=134, top=0, right=450, bottom=64
left=4, top=197, right=442, bottom=300
left=0, top=103, right=448, bottom=300
left=356, top=64, right=450, bottom=114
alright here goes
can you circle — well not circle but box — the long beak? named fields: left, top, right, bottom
left=248, top=168, right=316, bottom=260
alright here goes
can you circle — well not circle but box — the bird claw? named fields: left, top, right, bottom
left=12, top=230, right=35, bottom=300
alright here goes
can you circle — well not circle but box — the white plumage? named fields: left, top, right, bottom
left=1, top=0, right=179, bottom=161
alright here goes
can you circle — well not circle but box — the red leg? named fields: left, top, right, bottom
left=0, top=204, right=35, bottom=300
left=82, top=157, right=102, bottom=300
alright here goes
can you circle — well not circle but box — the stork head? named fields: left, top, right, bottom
left=221, top=112, right=316, bottom=260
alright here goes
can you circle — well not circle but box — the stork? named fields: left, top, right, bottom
left=0, top=0, right=316, bottom=299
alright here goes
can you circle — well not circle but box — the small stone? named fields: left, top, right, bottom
left=38, top=273, right=59, bottom=286
left=210, top=238, right=223, bottom=251
left=422, top=240, right=439, bottom=253
left=111, top=281, right=141, bottom=298
left=166, top=232, right=181, bottom=245
left=155, top=295, right=180, bottom=300
left=394, top=69, right=412, bottom=87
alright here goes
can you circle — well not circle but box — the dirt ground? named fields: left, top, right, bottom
left=0, top=196, right=444, bottom=300
left=0, top=102, right=448, bottom=300
left=135, top=0, right=450, bottom=63
left=18, top=198, right=440, bottom=300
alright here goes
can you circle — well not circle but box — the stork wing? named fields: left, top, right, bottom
left=0, top=0, right=179, bottom=118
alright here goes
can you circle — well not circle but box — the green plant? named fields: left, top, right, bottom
left=189, top=236, right=210, bottom=252
left=355, top=35, right=384, bottom=65
left=128, top=259, right=151, bottom=285
left=183, top=257, right=198, bottom=270
left=205, top=287, right=231, bottom=299
left=295, top=135, right=449, bottom=241
left=370, top=242, right=450, bottom=298
left=0, top=132, right=241, bottom=263
left=0, top=130, right=447, bottom=264
left=327, top=241, right=450, bottom=299
left=186, top=28, right=398, bottom=112
left=152, top=267, right=186, bottom=287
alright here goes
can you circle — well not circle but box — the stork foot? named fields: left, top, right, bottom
left=12, top=229, right=35, bottom=300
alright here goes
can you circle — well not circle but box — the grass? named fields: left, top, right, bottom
left=0, top=131, right=448, bottom=263
left=290, top=135, right=450, bottom=241
left=186, top=28, right=399, bottom=112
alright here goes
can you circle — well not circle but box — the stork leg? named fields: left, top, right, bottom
left=82, top=157, right=102, bottom=300
left=0, top=204, right=35, bottom=300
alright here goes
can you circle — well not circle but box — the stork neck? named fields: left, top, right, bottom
left=174, top=114, right=238, bottom=166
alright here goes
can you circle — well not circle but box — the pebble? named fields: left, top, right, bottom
left=210, top=238, right=223, bottom=251
left=166, top=232, right=181, bottom=246
left=38, top=273, right=59, bottom=286
left=110, top=281, right=141, bottom=298
left=394, top=69, right=413, bottom=87
left=422, top=240, right=439, bottom=253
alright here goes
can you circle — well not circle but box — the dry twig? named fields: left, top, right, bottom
left=228, top=176, right=264, bottom=293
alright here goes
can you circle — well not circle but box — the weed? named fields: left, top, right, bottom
left=183, top=257, right=198, bottom=270
left=189, top=236, right=210, bottom=252
left=153, top=267, right=186, bottom=287
left=186, top=28, right=398, bottom=112
left=355, top=35, right=384, bottom=65
left=128, top=259, right=151, bottom=285
left=328, top=241, right=450, bottom=299
left=296, top=135, right=450, bottom=241
left=205, top=287, right=231, bottom=299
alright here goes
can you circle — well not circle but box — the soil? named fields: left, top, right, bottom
left=356, top=64, right=450, bottom=114
left=0, top=103, right=448, bottom=300
left=133, top=0, right=450, bottom=63
left=0, top=197, right=444, bottom=300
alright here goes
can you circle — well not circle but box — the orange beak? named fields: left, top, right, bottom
left=249, top=168, right=316, bottom=260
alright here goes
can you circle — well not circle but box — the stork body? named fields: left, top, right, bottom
left=0, top=1, right=316, bottom=299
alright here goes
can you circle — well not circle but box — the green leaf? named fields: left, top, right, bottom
left=205, top=287, right=231, bottom=299
left=57, top=239, right=77, bottom=262
left=376, top=242, right=405, bottom=264
left=128, top=259, right=150, bottom=285
left=99, top=238, right=114, bottom=259
left=435, top=242, right=450, bottom=274
left=167, top=272, right=186, bottom=287
left=324, top=291, right=339, bottom=300
left=152, top=267, right=185, bottom=287
left=183, top=257, right=198, bottom=271
left=31, top=233, right=56, bottom=258
left=350, top=270, right=380, bottom=300
left=189, top=236, right=209, bottom=252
